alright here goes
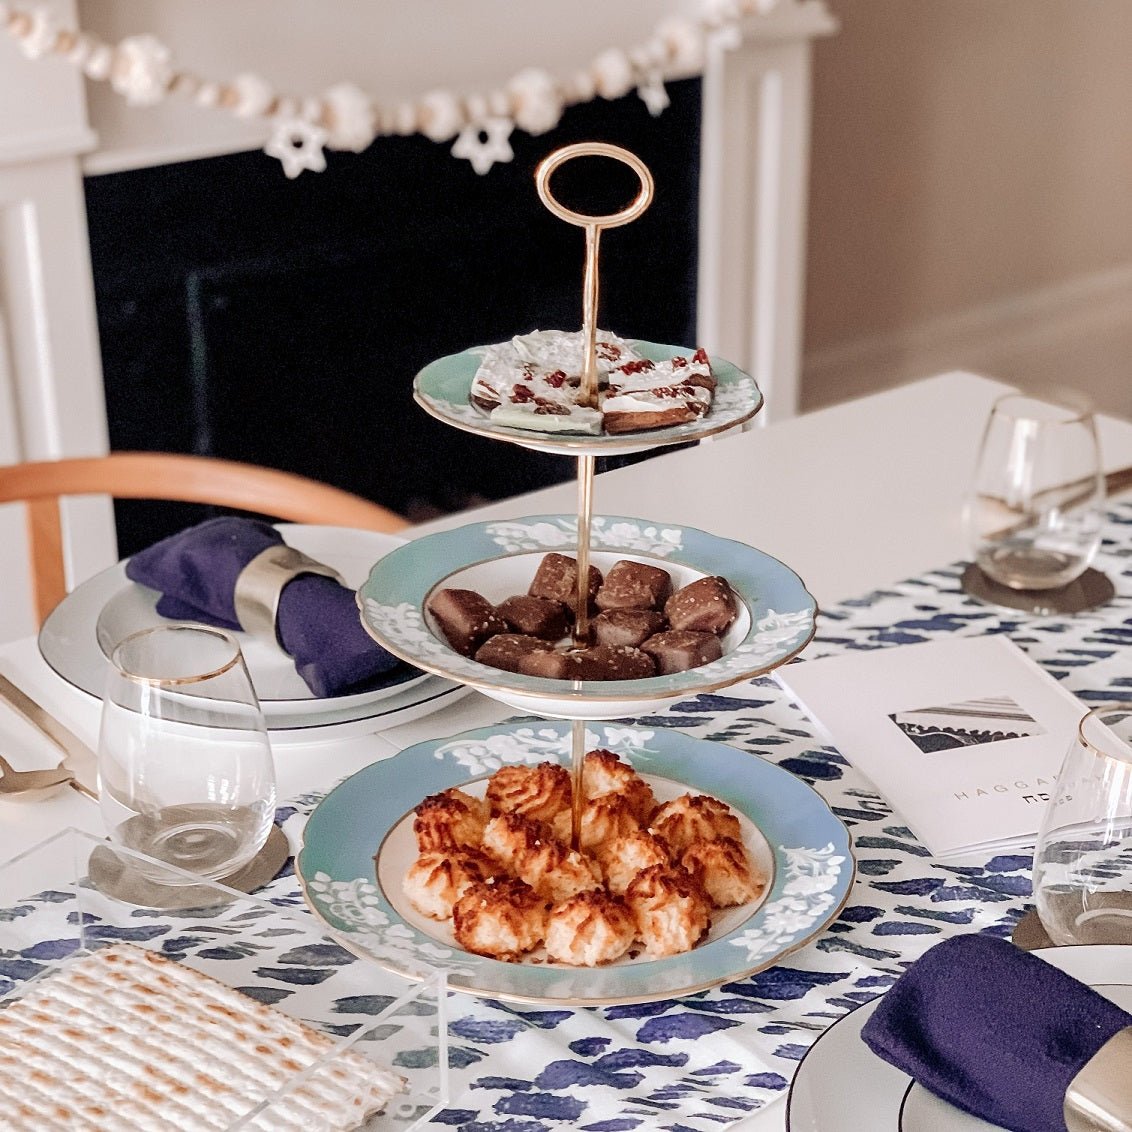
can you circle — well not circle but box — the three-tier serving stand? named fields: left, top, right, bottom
left=382, top=141, right=815, bottom=845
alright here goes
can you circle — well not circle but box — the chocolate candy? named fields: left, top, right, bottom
left=594, top=559, right=673, bottom=612
left=641, top=630, right=723, bottom=675
left=475, top=633, right=552, bottom=673
left=426, top=588, right=507, bottom=657
left=664, top=576, right=738, bottom=634
left=528, top=553, right=603, bottom=616
left=591, top=609, right=667, bottom=648
left=578, top=645, right=656, bottom=680
left=517, top=644, right=656, bottom=681
left=497, top=595, right=569, bottom=640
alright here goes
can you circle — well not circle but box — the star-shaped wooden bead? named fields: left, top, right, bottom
left=451, top=118, right=515, bottom=175
left=265, top=116, right=329, bottom=178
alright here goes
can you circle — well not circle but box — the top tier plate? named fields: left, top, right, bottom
left=413, top=339, right=763, bottom=456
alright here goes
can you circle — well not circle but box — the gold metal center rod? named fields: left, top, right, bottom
left=579, top=224, right=601, bottom=409
left=573, top=453, right=596, bottom=647
left=570, top=718, right=586, bottom=850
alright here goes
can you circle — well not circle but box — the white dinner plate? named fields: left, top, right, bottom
left=38, top=525, right=462, bottom=735
left=786, top=944, right=1132, bottom=1132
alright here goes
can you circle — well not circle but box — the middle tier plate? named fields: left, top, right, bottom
left=356, top=514, right=817, bottom=720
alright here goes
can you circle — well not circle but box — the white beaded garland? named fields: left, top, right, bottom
left=0, top=0, right=760, bottom=174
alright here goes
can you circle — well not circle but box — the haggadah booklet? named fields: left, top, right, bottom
left=776, top=635, right=1087, bottom=858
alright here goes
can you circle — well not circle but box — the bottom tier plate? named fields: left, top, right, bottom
left=298, top=721, right=853, bottom=1006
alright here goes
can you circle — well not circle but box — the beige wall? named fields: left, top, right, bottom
left=802, top=0, right=1132, bottom=416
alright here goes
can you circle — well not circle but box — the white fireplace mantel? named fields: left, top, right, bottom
left=0, top=0, right=835, bottom=642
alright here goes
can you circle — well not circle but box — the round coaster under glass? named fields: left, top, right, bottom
left=960, top=562, right=1115, bottom=616
left=89, top=824, right=289, bottom=910
left=1011, top=907, right=1054, bottom=952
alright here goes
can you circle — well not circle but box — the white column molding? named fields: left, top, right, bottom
left=0, top=0, right=114, bottom=642
left=699, top=0, right=836, bottom=422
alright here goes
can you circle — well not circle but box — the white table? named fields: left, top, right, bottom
left=3, top=370, right=1132, bottom=1130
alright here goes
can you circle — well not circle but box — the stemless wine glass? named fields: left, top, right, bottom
left=964, top=391, right=1104, bottom=590
left=98, top=625, right=277, bottom=885
left=1033, top=704, right=1132, bottom=945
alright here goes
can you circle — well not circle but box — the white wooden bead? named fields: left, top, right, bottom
left=507, top=67, right=562, bottom=136
left=487, top=90, right=511, bottom=118
left=657, top=16, right=705, bottom=71
left=392, top=101, right=418, bottom=136
left=591, top=47, right=634, bottom=100
left=273, top=94, right=298, bottom=119
left=464, top=92, right=489, bottom=124
left=565, top=70, right=596, bottom=104
left=323, top=82, right=374, bottom=150
left=420, top=88, right=463, bottom=142
left=65, top=31, right=94, bottom=67
left=83, top=43, right=114, bottom=81
left=110, top=34, right=172, bottom=105
left=195, top=80, right=221, bottom=108
left=16, top=7, right=59, bottom=59
left=231, top=72, right=274, bottom=118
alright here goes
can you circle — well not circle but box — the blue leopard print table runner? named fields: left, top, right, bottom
left=6, top=504, right=1132, bottom=1130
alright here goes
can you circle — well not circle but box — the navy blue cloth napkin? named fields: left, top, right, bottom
left=860, top=933, right=1132, bottom=1132
left=124, top=517, right=405, bottom=698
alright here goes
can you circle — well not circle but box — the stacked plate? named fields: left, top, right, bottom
left=37, top=525, right=466, bottom=744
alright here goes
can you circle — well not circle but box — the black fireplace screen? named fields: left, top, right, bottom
left=84, top=80, right=701, bottom=555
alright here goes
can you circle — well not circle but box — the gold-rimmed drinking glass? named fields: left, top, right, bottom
left=1033, top=703, right=1132, bottom=945
left=98, top=625, right=276, bottom=885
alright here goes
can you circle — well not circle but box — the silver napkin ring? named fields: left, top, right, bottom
left=1065, top=1025, right=1132, bottom=1132
left=232, top=545, right=345, bottom=643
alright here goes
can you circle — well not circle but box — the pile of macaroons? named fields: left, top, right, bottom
left=401, top=751, right=766, bottom=966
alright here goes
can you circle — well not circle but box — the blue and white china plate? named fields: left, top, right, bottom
left=413, top=340, right=763, bottom=456
left=38, top=526, right=457, bottom=736
left=298, top=721, right=853, bottom=1006
left=785, top=945, right=1132, bottom=1132
left=357, top=514, right=817, bottom=719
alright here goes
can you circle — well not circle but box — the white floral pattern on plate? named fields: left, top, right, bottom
left=485, top=517, right=684, bottom=556
left=728, top=842, right=847, bottom=963
left=297, top=721, right=852, bottom=1005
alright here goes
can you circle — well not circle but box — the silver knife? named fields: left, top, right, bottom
left=0, top=674, right=98, bottom=800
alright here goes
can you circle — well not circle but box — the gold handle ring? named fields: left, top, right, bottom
left=535, top=142, right=655, bottom=230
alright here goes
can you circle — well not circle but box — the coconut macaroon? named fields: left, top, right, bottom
left=452, top=877, right=548, bottom=961
left=402, top=847, right=501, bottom=921
left=413, top=787, right=489, bottom=853
left=625, top=864, right=711, bottom=958
left=598, top=829, right=672, bottom=896
left=651, top=793, right=742, bottom=855
left=681, top=837, right=766, bottom=908
left=482, top=812, right=601, bottom=904
left=582, top=749, right=656, bottom=823
left=486, top=761, right=573, bottom=842
left=579, top=791, right=640, bottom=854
left=545, top=890, right=637, bottom=967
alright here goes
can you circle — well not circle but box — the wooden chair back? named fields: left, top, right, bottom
left=0, top=452, right=409, bottom=623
